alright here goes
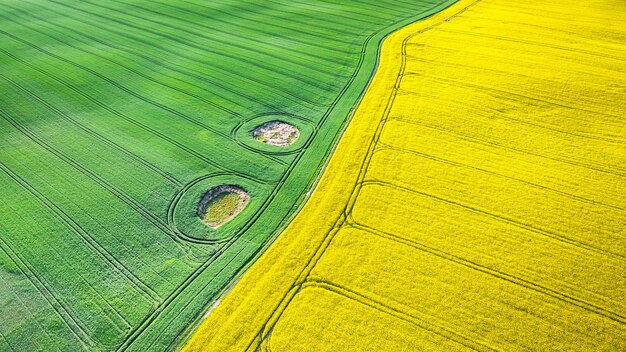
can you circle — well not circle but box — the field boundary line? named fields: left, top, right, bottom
left=240, top=0, right=487, bottom=349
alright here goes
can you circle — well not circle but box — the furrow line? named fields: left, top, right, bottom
left=0, top=131, right=162, bottom=304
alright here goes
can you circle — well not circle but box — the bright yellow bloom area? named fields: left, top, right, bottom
left=184, top=0, right=626, bottom=350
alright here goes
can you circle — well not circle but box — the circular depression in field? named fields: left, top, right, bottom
left=234, top=114, right=315, bottom=154
left=251, top=120, right=300, bottom=146
left=197, top=185, right=250, bottom=229
left=170, top=175, right=271, bottom=242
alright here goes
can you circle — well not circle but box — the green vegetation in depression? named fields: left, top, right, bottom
left=0, top=0, right=455, bottom=350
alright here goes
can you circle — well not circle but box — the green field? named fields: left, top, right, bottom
left=0, top=0, right=452, bottom=350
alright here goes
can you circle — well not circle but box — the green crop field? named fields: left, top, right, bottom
left=0, top=0, right=453, bottom=350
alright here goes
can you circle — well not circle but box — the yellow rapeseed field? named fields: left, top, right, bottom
left=184, top=0, right=626, bottom=350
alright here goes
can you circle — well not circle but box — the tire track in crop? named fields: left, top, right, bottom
left=264, top=279, right=495, bottom=352
left=422, top=75, right=625, bottom=140
left=0, top=8, right=253, bottom=119
left=0, top=176, right=96, bottom=350
left=332, top=0, right=425, bottom=16
left=0, top=160, right=162, bottom=312
left=0, top=96, right=189, bottom=268
left=0, top=259, right=63, bottom=351
left=0, top=39, right=277, bottom=184
left=16, top=0, right=320, bottom=106
left=9, top=0, right=322, bottom=111
left=101, top=0, right=348, bottom=70
left=0, top=236, right=91, bottom=350
left=0, top=73, right=182, bottom=188
left=355, top=178, right=626, bottom=259
left=181, top=0, right=361, bottom=40
left=263, top=0, right=380, bottom=25
left=234, top=0, right=365, bottom=36
left=438, top=28, right=626, bottom=63
left=0, top=107, right=202, bottom=253
left=0, top=331, right=17, bottom=352
left=394, top=85, right=624, bottom=144
left=374, top=144, right=625, bottom=211
left=0, top=30, right=288, bottom=174
left=148, top=243, right=255, bottom=351
left=0, top=14, right=287, bottom=167
left=120, top=0, right=410, bottom=341
left=390, top=116, right=626, bottom=177
left=311, top=0, right=415, bottom=21
left=0, top=121, right=162, bottom=305
left=106, top=0, right=349, bottom=67
left=399, top=54, right=625, bottom=129
left=171, top=0, right=357, bottom=48
left=45, top=0, right=337, bottom=92
left=0, top=31, right=233, bottom=142
left=245, top=1, right=485, bottom=349
left=347, top=219, right=626, bottom=326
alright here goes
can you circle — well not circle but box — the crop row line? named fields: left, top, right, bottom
left=119, top=0, right=459, bottom=348
left=0, top=36, right=273, bottom=184
left=0, top=112, right=163, bottom=304
left=105, top=0, right=351, bottom=67
left=284, top=279, right=495, bottom=352
left=0, top=27, right=287, bottom=170
left=351, top=220, right=626, bottom=325
left=356, top=178, right=626, bottom=262
left=0, top=167, right=96, bottom=349
left=421, top=74, right=625, bottom=142
left=1, top=20, right=290, bottom=168
left=0, top=106, right=195, bottom=264
left=315, top=0, right=434, bottom=17
left=399, top=53, right=625, bottom=132
left=437, top=28, right=626, bottom=63
left=247, top=0, right=481, bottom=349
left=1, top=10, right=245, bottom=117
left=5, top=1, right=322, bottom=111
left=374, top=143, right=625, bottom=211
left=170, top=0, right=358, bottom=48
left=0, top=329, right=18, bottom=352
left=0, top=235, right=91, bottom=350
left=178, top=0, right=356, bottom=43
left=0, top=72, right=182, bottom=188
left=148, top=243, right=254, bottom=351
left=390, top=115, right=626, bottom=177
left=0, top=30, right=234, bottom=142
left=263, top=0, right=380, bottom=26
left=115, top=232, right=252, bottom=350
left=201, top=0, right=365, bottom=36
left=45, top=0, right=338, bottom=92
left=0, top=260, right=60, bottom=351
left=0, top=183, right=140, bottom=346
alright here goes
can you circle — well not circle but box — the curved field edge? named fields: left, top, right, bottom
left=180, top=1, right=466, bottom=351
left=169, top=0, right=458, bottom=349
left=120, top=0, right=456, bottom=350
left=182, top=0, right=626, bottom=351
left=0, top=2, right=461, bottom=351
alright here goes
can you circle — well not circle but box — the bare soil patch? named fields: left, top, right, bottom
left=252, top=121, right=300, bottom=146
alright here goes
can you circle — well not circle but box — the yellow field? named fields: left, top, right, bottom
left=184, top=0, right=626, bottom=350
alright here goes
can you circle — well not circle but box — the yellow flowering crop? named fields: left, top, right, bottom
left=184, top=0, right=626, bottom=350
